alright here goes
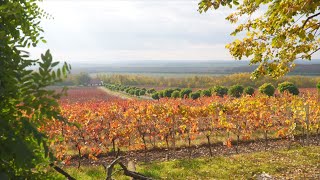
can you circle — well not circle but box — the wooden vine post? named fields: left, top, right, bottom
left=286, top=106, right=293, bottom=150
left=173, top=117, right=176, bottom=151
left=305, top=104, right=310, bottom=146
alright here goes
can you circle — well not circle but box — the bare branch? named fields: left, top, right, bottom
left=309, top=47, right=320, bottom=56
left=103, top=156, right=153, bottom=180
left=119, top=162, right=152, bottom=180
left=302, top=12, right=320, bottom=29
left=49, top=163, right=76, bottom=180
left=106, top=156, right=124, bottom=180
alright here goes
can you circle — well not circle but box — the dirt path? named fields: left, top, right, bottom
left=69, top=135, right=319, bottom=167
left=98, top=87, right=152, bottom=100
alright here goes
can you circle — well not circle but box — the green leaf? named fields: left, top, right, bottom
left=51, top=61, right=59, bottom=68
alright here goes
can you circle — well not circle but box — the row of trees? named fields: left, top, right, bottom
left=104, top=81, right=302, bottom=100
left=152, top=82, right=301, bottom=100
left=97, top=73, right=320, bottom=88
left=105, top=83, right=156, bottom=97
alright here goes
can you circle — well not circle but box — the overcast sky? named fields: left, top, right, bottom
left=27, top=0, right=241, bottom=64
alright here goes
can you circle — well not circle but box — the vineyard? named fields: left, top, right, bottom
left=43, top=87, right=320, bottom=168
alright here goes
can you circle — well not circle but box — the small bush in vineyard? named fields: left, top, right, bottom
left=211, top=86, right=228, bottom=97
left=228, top=85, right=244, bottom=98
left=278, top=82, right=299, bottom=95
left=259, top=83, right=275, bottom=97
left=180, top=88, right=192, bottom=98
left=190, top=91, right=201, bottom=100
left=244, top=86, right=255, bottom=96
left=171, top=90, right=180, bottom=98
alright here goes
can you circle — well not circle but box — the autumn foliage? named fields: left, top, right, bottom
left=42, top=88, right=320, bottom=165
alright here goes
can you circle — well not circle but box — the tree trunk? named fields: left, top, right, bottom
left=165, top=135, right=169, bottom=149
left=76, top=144, right=81, bottom=169
left=317, top=128, right=320, bottom=145
left=112, top=139, right=116, bottom=156
left=305, top=104, right=310, bottom=146
left=153, top=135, right=156, bottom=148
left=172, top=119, right=176, bottom=151
left=302, top=127, right=305, bottom=146
left=264, top=130, right=268, bottom=151
left=142, top=134, right=147, bottom=162
left=288, top=134, right=293, bottom=150
left=188, top=135, right=192, bottom=159
left=206, top=135, right=213, bottom=157
left=236, top=134, right=240, bottom=154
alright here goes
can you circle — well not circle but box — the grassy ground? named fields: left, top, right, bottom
left=52, top=146, right=320, bottom=180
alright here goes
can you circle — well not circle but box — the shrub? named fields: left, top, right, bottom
left=128, top=89, right=135, bottom=95
left=151, top=92, right=160, bottom=100
left=125, top=88, right=130, bottom=93
left=147, top=88, right=156, bottom=94
left=259, top=83, right=275, bottom=96
left=317, top=82, right=320, bottom=90
left=228, top=85, right=244, bottom=98
left=211, top=86, right=228, bottom=97
left=171, top=91, right=180, bottom=98
left=244, top=86, right=255, bottom=96
left=180, top=88, right=192, bottom=98
left=201, top=89, right=211, bottom=97
left=190, top=92, right=201, bottom=100
left=158, top=90, right=164, bottom=98
left=163, top=88, right=174, bottom=98
left=139, top=90, right=146, bottom=96
left=135, top=89, right=141, bottom=96
left=278, top=82, right=299, bottom=95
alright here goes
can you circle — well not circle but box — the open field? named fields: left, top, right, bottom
left=72, top=60, right=320, bottom=76
left=96, top=73, right=320, bottom=89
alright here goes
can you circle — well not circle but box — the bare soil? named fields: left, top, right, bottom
left=67, top=134, right=320, bottom=167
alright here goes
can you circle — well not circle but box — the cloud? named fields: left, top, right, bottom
left=28, top=0, right=240, bottom=63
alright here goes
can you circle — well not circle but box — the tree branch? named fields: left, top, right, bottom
left=105, top=156, right=124, bottom=180
left=103, top=156, right=153, bottom=180
left=49, top=163, right=76, bottom=180
left=302, top=12, right=320, bottom=29
left=119, top=162, right=152, bottom=180
left=309, top=47, right=320, bottom=56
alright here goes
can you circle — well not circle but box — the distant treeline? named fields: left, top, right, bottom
left=96, top=73, right=320, bottom=88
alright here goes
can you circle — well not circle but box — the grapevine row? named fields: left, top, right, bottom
left=42, top=93, right=320, bottom=165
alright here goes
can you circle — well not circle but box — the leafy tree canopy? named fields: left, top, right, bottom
left=0, top=0, right=70, bottom=178
left=199, top=0, right=320, bottom=78
left=76, top=72, right=91, bottom=86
